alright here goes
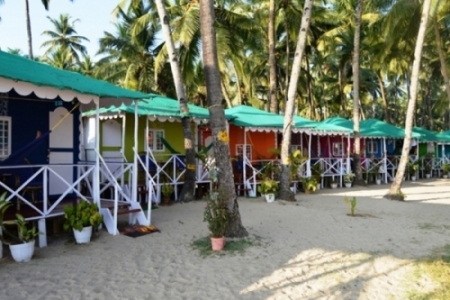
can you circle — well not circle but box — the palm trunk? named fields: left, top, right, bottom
left=278, top=0, right=313, bottom=201
left=200, top=0, right=247, bottom=237
left=25, top=0, right=33, bottom=59
left=155, top=0, right=196, bottom=202
left=306, top=52, right=316, bottom=120
left=352, top=0, right=364, bottom=184
left=384, top=0, right=432, bottom=200
left=268, top=0, right=278, bottom=113
left=434, top=17, right=450, bottom=112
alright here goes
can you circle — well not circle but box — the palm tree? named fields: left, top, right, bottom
left=95, top=4, right=159, bottom=93
left=268, top=0, right=277, bottom=113
left=384, top=0, right=433, bottom=200
left=154, top=0, right=197, bottom=203
left=278, top=0, right=314, bottom=201
left=41, top=14, right=89, bottom=62
left=199, top=0, right=247, bottom=238
left=42, top=47, right=75, bottom=70
left=352, top=0, right=364, bottom=184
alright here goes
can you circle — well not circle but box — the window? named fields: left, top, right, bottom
left=147, top=129, right=165, bottom=151
left=0, top=117, right=11, bottom=158
left=236, top=144, right=252, bottom=160
left=332, top=142, right=344, bottom=156
left=367, top=140, right=378, bottom=154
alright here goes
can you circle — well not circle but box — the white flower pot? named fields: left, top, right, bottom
left=345, top=183, right=352, bottom=188
left=330, top=183, right=338, bottom=189
left=316, top=183, right=321, bottom=190
left=9, top=240, right=35, bottom=262
left=264, top=194, right=275, bottom=203
left=73, top=226, right=92, bottom=244
left=425, top=174, right=431, bottom=179
left=376, top=179, right=381, bottom=185
left=443, top=175, right=448, bottom=179
left=411, top=176, right=416, bottom=181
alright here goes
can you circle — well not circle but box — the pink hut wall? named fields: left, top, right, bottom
left=311, top=136, right=366, bottom=158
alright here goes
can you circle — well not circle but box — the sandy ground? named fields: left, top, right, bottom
left=1, top=179, right=450, bottom=300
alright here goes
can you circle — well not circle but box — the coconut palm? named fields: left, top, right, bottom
left=154, top=0, right=197, bottom=203
left=95, top=4, right=159, bottom=93
left=384, top=0, right=433, bottom=200
left=41, top=14, right=89, bottom=63
left=278, top=0, right=314, bottom=201
left=42, top=47, right=75, bottom=70
left=199, top=0, right=247, bottom=238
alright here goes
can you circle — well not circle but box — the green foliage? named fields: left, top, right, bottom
left=203, top=190, right=230, bottom=238
left=63, top=201, right=103, bottom=232
left=161, top=184, right=174, bottom=197
left=344, top=196, right=357, bottom=216
left=0, top=192, right=40, bottom=244
left=289, top=149, right=306, bottom=180
left=408, top=162, right=419, bottom=174
left=424, top=164, right=432, bottom=173
left=257, top=178, right=279, bottom=195
left=343, top=172, right=355, bottom=183
left=302, top=176, right=318, bottom=192
left=442, top=163, right=450, bottom=173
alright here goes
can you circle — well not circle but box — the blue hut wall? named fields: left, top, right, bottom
left=7, top=90, right=80, bottom=165
left=364, top=138, right=383, bottom=158
left=6, top=91, right=81, bottom=197
left=437, top=144, right=450, bottom=157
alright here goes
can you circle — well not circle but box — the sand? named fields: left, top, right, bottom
left=1, top=179, right=450, bottom=300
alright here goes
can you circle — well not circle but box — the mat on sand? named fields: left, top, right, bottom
left=119, top=225, right=160, bottom=238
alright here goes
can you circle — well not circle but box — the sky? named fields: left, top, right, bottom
left=0, top=0, right=121, bottom=58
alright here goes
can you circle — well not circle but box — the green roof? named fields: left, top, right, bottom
left=83, top=95, right=209, bottom=119
left=0, top=50, right=148, bottom=100
left=412, top=127, right=445, bottom=142
left=434, top=131, right=450, bottom=143
left=360, top=119, right=420, bottom=139
left=321, top=117, right=353, bottom=129
left=225, top=105, right=285, bottom=127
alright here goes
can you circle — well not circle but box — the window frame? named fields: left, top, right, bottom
left=236, top=144, right=252, bottom=161
left=0, top=116, right=12, bottom=159
left=332, top=142, right=344, bottom=156
left=367, top=140, right=378, bottom=154
left=147, top=129, right=165, bottom=152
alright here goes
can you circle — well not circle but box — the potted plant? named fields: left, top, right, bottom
left=343, top=172, right=355, bottom=188
left=203, top=190, right=230, bottom=251
left=424, top=164, right=432, bottom=179
left=330, top=178, right=338, bottom=189
left=370, top=164, right=382, bottom=185
left=257, top=178, right=278, bottom=203
left=408, top=162, right=419, bottom=181
left=161, top=183, right=174, bottom=206
left=302, top=177, right=317, bottom=194
left=442, top=163, right=450, bottom=178
left=63, top=200, right=103, bottom=244
left=2, top=213, right=40, bottom=262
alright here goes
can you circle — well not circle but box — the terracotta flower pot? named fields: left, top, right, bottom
left=211, top=236, right=225, bottom=251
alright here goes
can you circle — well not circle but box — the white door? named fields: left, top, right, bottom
left=49, top=107, right=74, bottom=195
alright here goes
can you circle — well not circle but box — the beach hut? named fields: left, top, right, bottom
left=302, top=118, right=353, bottom=188
left=0, top=50, right=149, bottom=253
left=83, top=96, right=210, bottom=203
left=359, top=119, right=421, bottom=182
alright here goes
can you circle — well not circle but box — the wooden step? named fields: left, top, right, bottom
left=116, top=208, right=142, bottom=216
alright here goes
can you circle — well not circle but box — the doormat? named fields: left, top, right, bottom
left=120, top=225, right=160, bottom=238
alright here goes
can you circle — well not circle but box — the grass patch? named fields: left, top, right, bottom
left=191, top=235, right=262, bottom=257
left=408, top=244, right=450, bottom=300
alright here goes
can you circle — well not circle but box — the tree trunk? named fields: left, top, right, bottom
left=25, top=0, right=33, bottom=59
left=155, top=0, right=196, bottom=202
left=377, top=72, right=390, bottom=123
left=384, top=0, right=432, bottom=200
left=268, top=0, right=278, bottom=113
left=306, top=52, right=316, bottom=120
left=199, top=0, right=247, bottom=237
left=434, top=17, right=450, bottom=113
left=278, top=0, right=314, bottom=201
left=352, top=0, right=364, bottom=184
